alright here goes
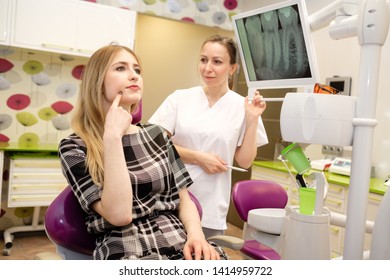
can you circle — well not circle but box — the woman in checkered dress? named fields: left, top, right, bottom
left=58, top=45, right=227, bottom=260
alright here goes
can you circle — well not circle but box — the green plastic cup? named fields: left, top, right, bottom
left=281, top=143, right=311, bottom=174
left=299, top=187, right=316, bottom=215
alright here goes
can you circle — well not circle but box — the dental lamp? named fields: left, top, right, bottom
left=280, top=0, right=389, bottom=259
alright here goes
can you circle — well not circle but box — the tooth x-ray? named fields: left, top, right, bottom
left=232, top=0, right=318, bottom=89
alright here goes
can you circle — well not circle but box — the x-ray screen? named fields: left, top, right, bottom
left=232, top=0, right=319, bottom=89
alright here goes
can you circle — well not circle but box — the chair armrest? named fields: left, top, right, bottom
left=207, top=235, right=244, bottom=250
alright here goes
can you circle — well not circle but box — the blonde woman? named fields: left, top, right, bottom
left=59, top=45, right=227, bottom=260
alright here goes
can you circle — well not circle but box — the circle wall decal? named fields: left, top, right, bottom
left=71, top=65, right=85, bottom=80
left=0, top=133, right=10, bottom=143
left=0, top=58, right=14, bottom=73
left=0, top=114, right=12, bottom=130
left=38, top=107, right=58, bottom=121
left=32, top=72, right=51, bottom=86
left=52, top=115, right=71, bottom=131
left=18, top=132, right=39, bottom=147
left=223, top=0, right=237, bottom=10
left=23, top=60, right=44, bottom=75
left=16, top=112, right=38, bottom=127
left=6, top=94, right=31, bottom=110
left=56, top=83, right=77, bottom=99
left=51, top=101, right=74, bottom=114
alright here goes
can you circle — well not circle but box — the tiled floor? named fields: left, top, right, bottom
left=0, top=223, right=244, bottom=260
left=0, top=231, right=59, bottom=260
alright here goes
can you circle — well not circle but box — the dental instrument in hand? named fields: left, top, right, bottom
left=224, top=165, right=248, bottom=172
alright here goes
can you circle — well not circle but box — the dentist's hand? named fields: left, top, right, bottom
left=196, top=152, right=228, bottom=174
left=104, top=93, right=133, bottom=138
left=245, top=90, right=266, bottom=121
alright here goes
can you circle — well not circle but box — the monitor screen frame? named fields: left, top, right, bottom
left=232, top=0, right=319, bottom=90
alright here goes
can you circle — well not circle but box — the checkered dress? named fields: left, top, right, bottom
left=59, top=124, right=227, bottom=260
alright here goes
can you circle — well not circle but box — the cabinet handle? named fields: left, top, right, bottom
left=326, top=198, right=342, bottom=206
left=76, top=48, right=93, bottom=54
left=13, top=173, right=63, bottom=178
left=290, top=199, right=299, bottom=205
left=330, top=226, right=340, bottom=233
left=11, top=195, right=56, bottom=200
left=14, top=163, right=60, bottom=168
left=328, top=185, right=343, bottom=193
left=368, top=196, right=382, bottom=202
left=42, top=43, right=73, bottom=51
left=12, top=185, right=64, bottom=189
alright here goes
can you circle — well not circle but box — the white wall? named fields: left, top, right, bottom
left=239, top=0, right=390, bottom=180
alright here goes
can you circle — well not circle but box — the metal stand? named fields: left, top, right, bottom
left=2, top=206, right=44, bottom=256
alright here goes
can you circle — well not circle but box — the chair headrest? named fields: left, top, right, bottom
left=232, top=180, right=288, bottom=222
left=131, top=101, right=142, bottom=124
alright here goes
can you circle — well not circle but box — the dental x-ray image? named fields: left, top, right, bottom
left=244, top=4, right=311, bottom=81
left=232, top=0, right=319, bottom=90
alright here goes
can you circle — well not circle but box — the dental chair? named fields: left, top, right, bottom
left=232, top=179, right=288, bottom=260
left=44, top=185, right=94, bottom=259
left=44, top=185, right=241, bottom=259
left=44, top=179, right=287, bottom=260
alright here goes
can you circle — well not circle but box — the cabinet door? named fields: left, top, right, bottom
left=11, top=0, right=136, bottom=57
left=76, top=2, right=136, bottom=54
left=8, top=158, right=67, bottom=207
left=364, top=192, right=383, bottom=251
left=12, top=0, right=77, bottom=54
left=0, top=0, right=11, bottom=45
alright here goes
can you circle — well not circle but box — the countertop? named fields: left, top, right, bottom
left=0, top=142, right=58, bottom=153
left=253, top=160, right=387, bottom=196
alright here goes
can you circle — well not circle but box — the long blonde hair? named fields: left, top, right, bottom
left=71, top=45, right=141, bottom=186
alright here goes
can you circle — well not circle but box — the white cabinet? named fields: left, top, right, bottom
left=0, top=0, right=11, bottom=45
left=8, top=0, right=136, bottom=57
left=76, top=3, right=136, bottom=54
left=8, top=157, right=67, bottom=207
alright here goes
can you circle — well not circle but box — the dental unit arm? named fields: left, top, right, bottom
left=279, top=0, right=389, bottom=259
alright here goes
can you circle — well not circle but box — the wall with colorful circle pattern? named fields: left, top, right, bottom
left=0, top=47, right=87, bottom=148
left=96, top=0, right=241, bottom=31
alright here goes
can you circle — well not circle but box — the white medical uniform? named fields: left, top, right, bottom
left=149, top=86, right=268, bottom=230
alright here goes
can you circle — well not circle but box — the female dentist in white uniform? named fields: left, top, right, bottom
left=149, top=35, right=268, bottom=238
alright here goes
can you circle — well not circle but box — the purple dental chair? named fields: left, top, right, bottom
left=44, top=185, right=204, bottom=259
left=45, top=178, right=287, bottom=260
left=231, top=179, right=288, bottom=260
